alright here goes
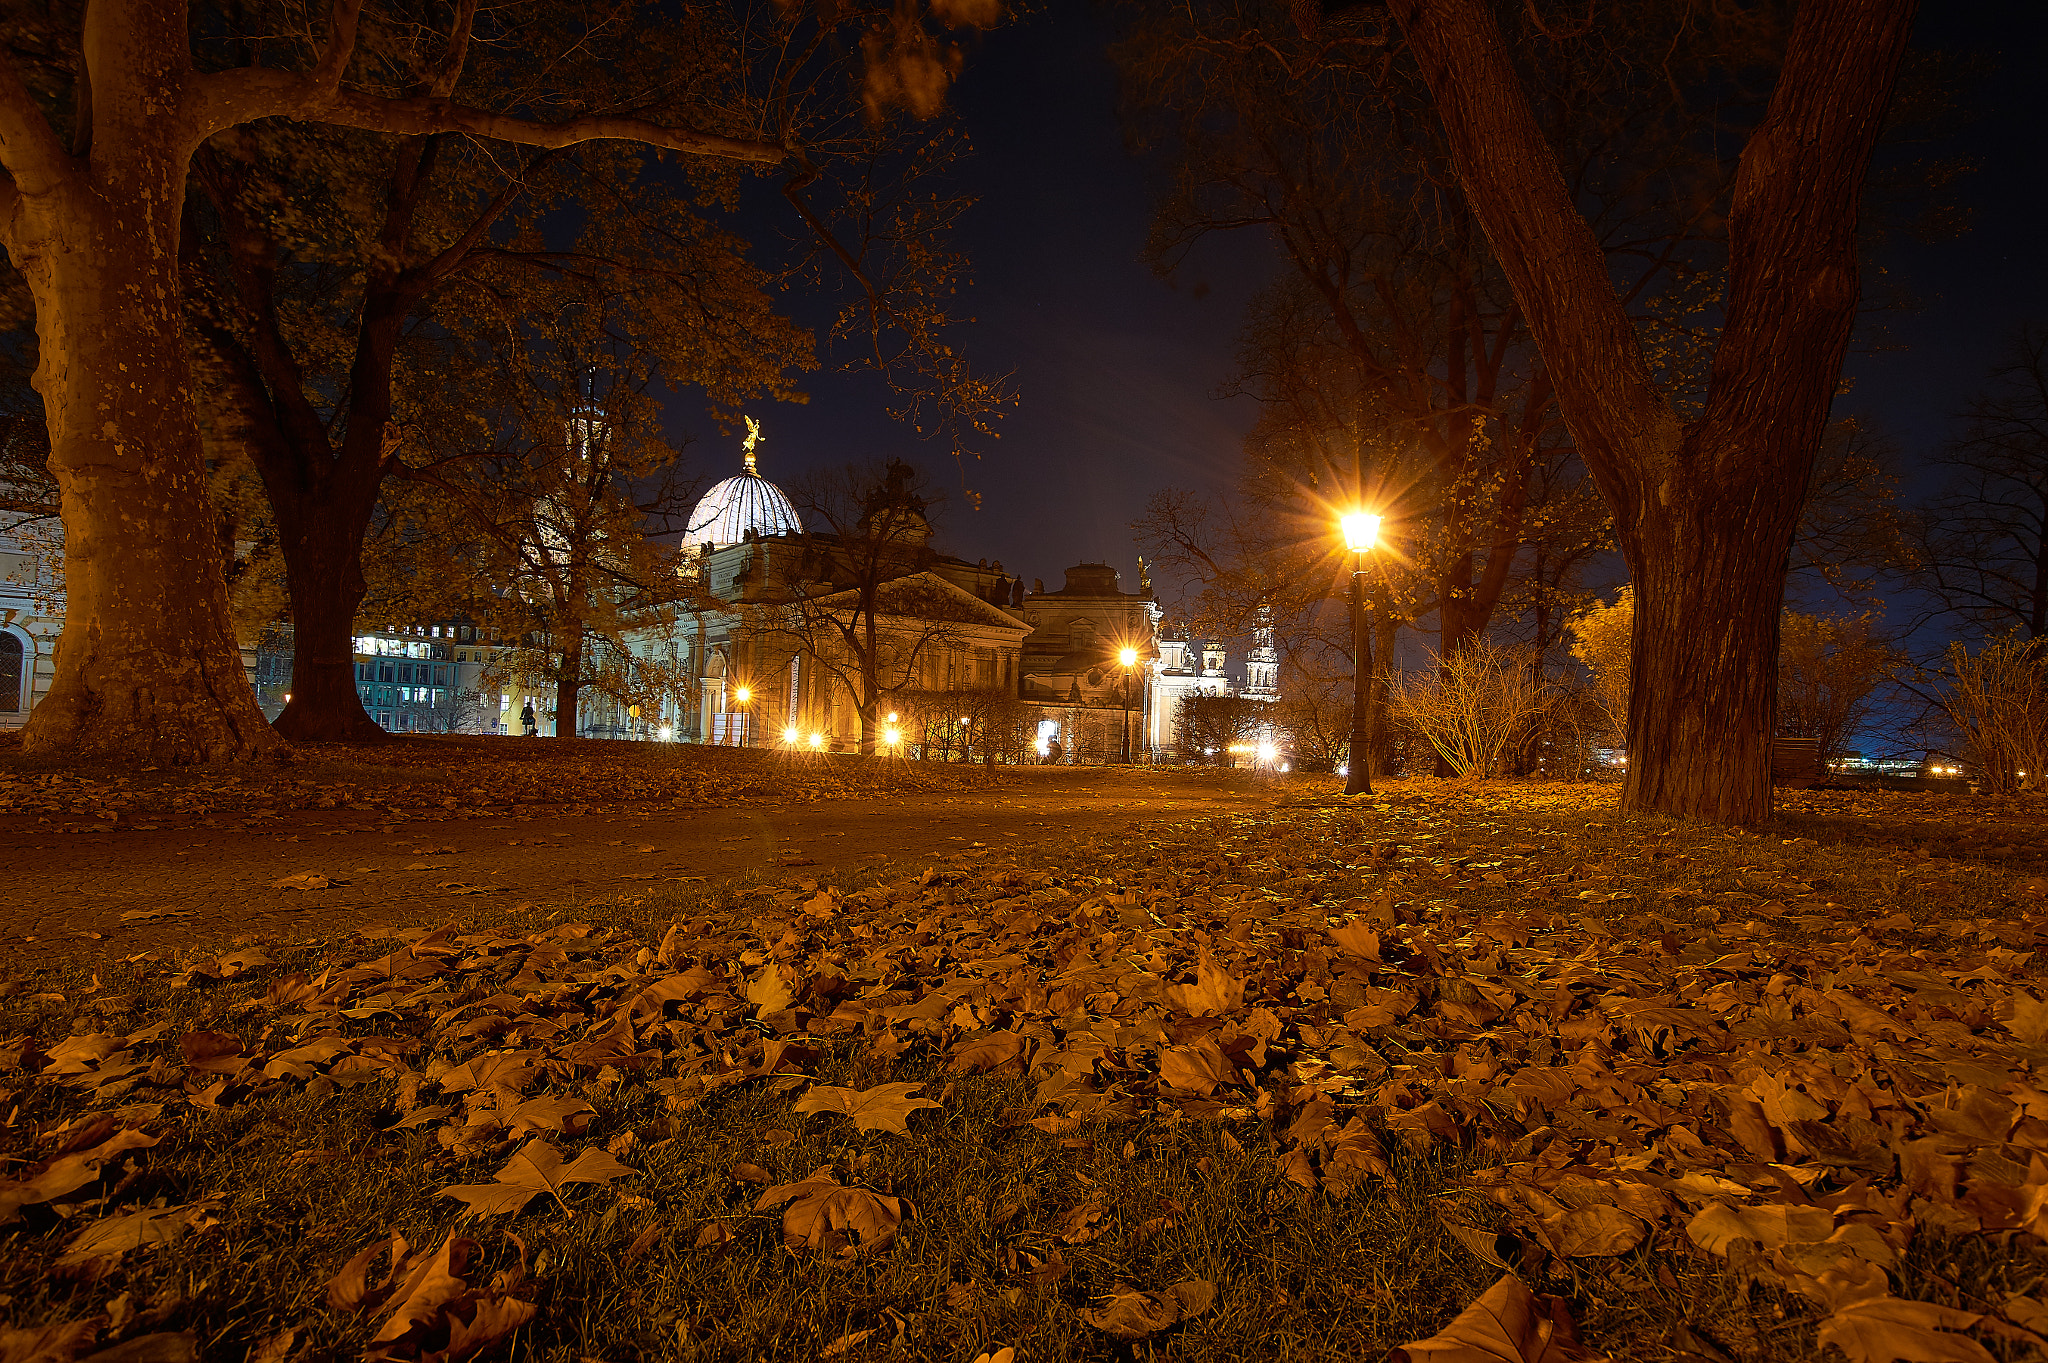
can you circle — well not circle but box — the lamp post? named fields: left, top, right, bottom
left=1118, top=646, right=1138, bottom=763
left=1340, top=512, right=1381, bottom=796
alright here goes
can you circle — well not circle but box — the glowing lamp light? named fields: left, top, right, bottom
left=960, top=716, right=971, bottom=725
left=886, top=711, right=899, bottom=723
left=657, top=724, right=674, bottom=740
left=809, top=732, right=825, bottom=749
left=1119, top=647, right=1138, bottom=667
left=733, top=686, right=752, bottom=705
left=1340, top=511, right=1382, bottom=553
left=884, top=727, right=902, bottom=746
left=783, top=726, right=799, bottom=744
left=1256, top=742, right=1277, bottom=763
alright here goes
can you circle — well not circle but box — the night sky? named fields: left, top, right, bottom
left=672, top=2, right=2048, bottom=613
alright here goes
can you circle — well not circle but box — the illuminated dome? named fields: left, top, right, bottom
left=681, top=421, right=802, bottom=550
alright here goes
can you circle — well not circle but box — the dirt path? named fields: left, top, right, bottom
left=0, top=768, right=1289, bottom=962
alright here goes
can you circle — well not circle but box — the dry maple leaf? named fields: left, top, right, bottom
left=1166, top=949, right=1244, bottom=1016
left=327, top=1233, right=412, bottom=1313
left=755, top=1167, right=904, bottom=1256
left=1329, top=920, right=1382, bottom=959
left=1818, top=1299, right=1994, bottom=1363
left=439, top=1140, right=633, bottom=1218
left=793, top=1082, right=942, bottom=1136
left=1539, top=1205, right=1644, bottom=1258
left=500, top=1095, right=595, bottom=1139
left=1390, top=1275, right=1594, bottom=1362
left=746, top=963, right=796, bottom=1015
left=947, top=1031, right=1030, bottom=1074
left=1159, top=1039, right=1233, bottom=1095
left=1080, top=1279, right=1215, bottom=1341
left=57, top=1200, right=214, bottom=1268
left=0, top=1128, right=158, bottom=1223
left=370, top=1235, right=475, bottom=1347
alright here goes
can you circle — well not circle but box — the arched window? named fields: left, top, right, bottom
left=0, top=631, right=22, bottom=712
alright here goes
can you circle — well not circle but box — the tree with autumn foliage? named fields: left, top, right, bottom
left=0, top=0, right=1002, bottom=763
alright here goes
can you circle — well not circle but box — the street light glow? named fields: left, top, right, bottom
left=1119, top=647, right=1137, bottom=667
left=657, top=724, right=674, bottom=740
left=733, top=685, right=751, bottom=704
left=1340, top=511, right=1381, bottom=553
left=809, top=732, right=824, bottom=749
left=783, top=726, right=799, bottom=744
left=884, top=727, right=901, bottom=746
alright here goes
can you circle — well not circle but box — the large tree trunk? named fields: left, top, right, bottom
left=1391, top=0, right=1915, bottom=824
left=555, top=635, right=583, bottom=739
left=1617, top=457, right=1807, bottom=819
left=271, top=506, right=385, bottom=742
left=10, top=153, right=278, bottom=762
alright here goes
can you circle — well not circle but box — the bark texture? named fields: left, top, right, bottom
left=1390, top=0, right=1915, bottom=823
left=0, top=0, right=283, bottom=761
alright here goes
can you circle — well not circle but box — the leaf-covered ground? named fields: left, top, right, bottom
left=5, top=780, right=2048, bottom=1362
left=0, top=734, right=1007, bottom=823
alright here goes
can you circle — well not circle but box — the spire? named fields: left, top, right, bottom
left=742, top=415, right=762, bottom=475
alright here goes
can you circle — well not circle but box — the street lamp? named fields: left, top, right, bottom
left=732, top=684, right=751, bottom=747
left=1340, top=511, right=1381, bottom=797
left=1118, top=646, right=1138, bottom=763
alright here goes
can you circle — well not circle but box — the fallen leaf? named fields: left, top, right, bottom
left=755, top=1167, right=904, bottom=1257
left=1167, top=949, right=1244, bottom=1016
left=440, top=1140, right=633, bottom=1218
left=793, top=1082, right=942, bottom=1136
left=747, top=963, right=796, bottom=1015
left=57, top=1202, right=211, bottom=1268
left=1080, top=1279, right=1215, bottom=1341
left=1817, top=1297, right=1994, bottom=1363
left=1541, top=1204, right=1644, bottom=1258
left=1389, top=1275, right=1590, bottom=1362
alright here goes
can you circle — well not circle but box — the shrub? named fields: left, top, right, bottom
left=1389, top=641, right=1554, bottom=780
left=1942, top=634, right=2048, bottom=793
